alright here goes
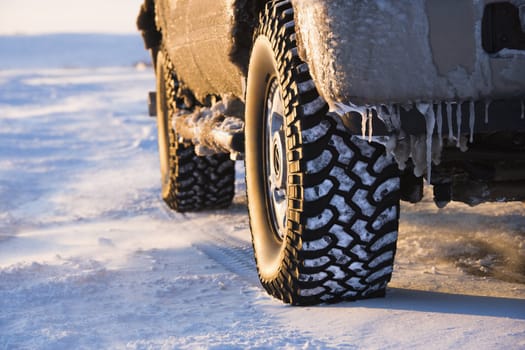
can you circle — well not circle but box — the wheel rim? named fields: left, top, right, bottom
left=265, top=79, right=287, bottom=240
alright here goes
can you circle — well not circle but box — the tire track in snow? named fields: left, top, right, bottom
left=158, top=197, right=260, bottom=286
left=192, top=232, right=260, bottom=287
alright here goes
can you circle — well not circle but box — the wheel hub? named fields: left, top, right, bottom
left=271, top=132, right=286, bottom=188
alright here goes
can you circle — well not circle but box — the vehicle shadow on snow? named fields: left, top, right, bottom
left=346, top=288, right=525, bottom=320
left=175, top=228, right=525, bottom=320
left=179, top=198, right=525, bottom=317
left=399, top=206, right=525, bottom=284
left=154, top=239, right=525, bottom=321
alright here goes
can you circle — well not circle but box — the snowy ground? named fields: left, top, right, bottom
left=0, top=34, right=524, bottom=349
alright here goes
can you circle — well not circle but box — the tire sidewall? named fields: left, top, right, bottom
left=155, top=50, right=172, bottom=199
left=245, top=36, right=287, bottom=281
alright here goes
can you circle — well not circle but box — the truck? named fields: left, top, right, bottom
left=137, top=0, right=525, bottom=305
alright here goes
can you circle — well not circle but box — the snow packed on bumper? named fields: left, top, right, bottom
left=332, top=100, right=488, bottom=181
left=293, top=0, right=525, bottom=105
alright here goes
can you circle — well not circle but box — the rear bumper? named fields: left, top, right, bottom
left=293, top=0, right=525, bottom=106
left=339, top=98, right=525, bottom=137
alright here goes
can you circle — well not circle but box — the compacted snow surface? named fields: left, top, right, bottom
left=0, top=34, right=524, bottom=349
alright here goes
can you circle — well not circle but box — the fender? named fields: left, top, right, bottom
left=152, top=0, right=262, bottom=102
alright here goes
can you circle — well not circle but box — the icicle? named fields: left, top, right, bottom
left=375, top=105, right=384, bottom=130
left=416, top=103, right=430, bottom=116
left=393, top=104, right=402, bottom=131
left=484, top=100, right=490, bottom=124
left=431, top=134, right=442, bottom=166
left=361, top=109, right=367, bottom=138
left=385, top=104, right=393, bottom=117
left=388, top=104, right=396, bottom=131
left=332, top=102, right=369, bottom=134
left=446, top=102, right=453, bottom=140
left=469, top=100, right=475, bottom=143
left=415, top=103, right=436, bottom=183
left=385, top=133, right=397, bottom=160
left=456, top=102, right=462, bottom=148
left=425, top=104, right=435, bottom=183
left=411, top=135, right=427, bottom=178
left=436, top=103, right=443, bottom=148
left=392, top=131, right=410, bottom=171
left=333, top=102, right=356, bottom=116
left=376, top=104, right=397, bottom=135
left=380, top=104, right=390, bottom=133
left=368, top=108, right=373, bottom=142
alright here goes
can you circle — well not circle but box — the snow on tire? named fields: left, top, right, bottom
left=155, top=49, right=235, bottom=212
left=245, top=0, right=401, bottom=305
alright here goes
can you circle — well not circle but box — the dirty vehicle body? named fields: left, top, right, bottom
left=137, top=0, right=525, bottom=304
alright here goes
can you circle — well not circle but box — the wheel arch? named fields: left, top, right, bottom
left=229, top=0, right=268, bottom=76
left=137, top=0, right=161, bottom=69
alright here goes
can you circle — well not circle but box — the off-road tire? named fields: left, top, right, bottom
left=245, top=0, right=401, bottom=305
left=155, top=50, right=235, bottom=212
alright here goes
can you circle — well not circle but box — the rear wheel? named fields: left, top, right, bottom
left=155, top=50, right=235, bottom=212
left=245, top=0, right=401, bottom=305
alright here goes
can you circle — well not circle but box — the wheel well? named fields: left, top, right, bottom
left=137, top=0, right=161, bottom=68
left=230, top=0, right=268, bottom=76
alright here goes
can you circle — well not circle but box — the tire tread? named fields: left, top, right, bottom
left=160, top=50, right=235, bottom=212
left=250, top=1, right=400, bottom=305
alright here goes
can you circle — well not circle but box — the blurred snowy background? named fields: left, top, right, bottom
left=0, top=1, right=524, bottom=349
left=0, top=0, right=142, bottom=34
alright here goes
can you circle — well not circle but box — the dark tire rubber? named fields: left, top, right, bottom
left=245, top=0, right=401, bottom=305
left=155, top=50, right=235, bottom=212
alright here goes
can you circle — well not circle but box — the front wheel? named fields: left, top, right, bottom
left=245, top=0, right=401, bottom=305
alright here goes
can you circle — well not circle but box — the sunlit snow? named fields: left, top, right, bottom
left=0, top=30, right=524, bottom=350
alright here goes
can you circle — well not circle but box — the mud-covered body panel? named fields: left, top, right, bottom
left=154, top=0, right=247, bottom=101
